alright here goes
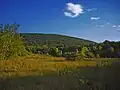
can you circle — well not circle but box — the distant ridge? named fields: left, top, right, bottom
left=21, top=33, right=96, bottom=47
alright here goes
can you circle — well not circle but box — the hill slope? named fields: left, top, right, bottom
left=21, top=33, right=95, bottom=47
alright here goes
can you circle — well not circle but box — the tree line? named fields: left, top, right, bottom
left=25, top=41, right=120, bottom=60
left=0, top=24, right=120, bottom=60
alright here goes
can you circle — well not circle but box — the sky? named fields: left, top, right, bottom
left=0, top=0, right=120, bottom=42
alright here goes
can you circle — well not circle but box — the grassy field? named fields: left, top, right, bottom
left=0, top=55, right=120, bottom=90
left=0, top=54, right=97, bottom=78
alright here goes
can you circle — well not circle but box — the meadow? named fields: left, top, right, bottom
left=0, top=54, right=96, bottom=78
left=0, top=55, right=120, bottom=90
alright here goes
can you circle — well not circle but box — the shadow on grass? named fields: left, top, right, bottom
left=0, top=61, right=120, bottom=90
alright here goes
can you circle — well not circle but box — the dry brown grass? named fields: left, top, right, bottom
left=0, top=55, right=120, bottom=90
left=0, top=55, right=97, bottom=78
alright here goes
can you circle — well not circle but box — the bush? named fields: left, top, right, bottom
left=64, top=52, right=83, bottom=61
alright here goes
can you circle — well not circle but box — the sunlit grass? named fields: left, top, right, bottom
left=0, top=55, right=97, bottom=78
left=0, top=55, right=120, bottom=90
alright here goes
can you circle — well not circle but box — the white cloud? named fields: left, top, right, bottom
left=87, top=8, right=97, bottom=12
left=111, top=25, right=120, bottom=28
left=64, top=12, right=74, bottom=17
left=64, top=3, right=84, bottom=18
left=112, top=25, right=117, bottom=28
left=90, top=17, right=100, bottom=20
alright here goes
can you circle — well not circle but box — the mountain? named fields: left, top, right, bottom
left=21, top=33, right=95, bottom=47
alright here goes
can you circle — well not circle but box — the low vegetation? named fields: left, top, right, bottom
left=0, top=57, right=120, bottom=90
left=0, top=55, right=97, bottom=78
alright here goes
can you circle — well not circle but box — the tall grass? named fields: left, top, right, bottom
left=0, top=55, right=120, bottom=90
left=0, top=55, right=97, bottom=78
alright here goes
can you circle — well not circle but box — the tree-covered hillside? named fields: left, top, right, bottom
left=21, top=33, right=120, bottom=59
left=21, top=33, right=95, bottom=47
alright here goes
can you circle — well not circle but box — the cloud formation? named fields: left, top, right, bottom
left=90, top=17, right=100, bottom=20
left=112, top=25, right=120, bottom=29
left=64, top=3, right=84, bottom=18
left=112, top=25, right=117, bottom=28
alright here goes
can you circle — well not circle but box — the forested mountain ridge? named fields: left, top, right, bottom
left=21, top=33, right=95, bottom=47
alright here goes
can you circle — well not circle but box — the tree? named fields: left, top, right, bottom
left=48, top=47, right=59, bottom=56
left=0, top=24, right=27, bottom=60
left=81, top=46, right=89, bottom=57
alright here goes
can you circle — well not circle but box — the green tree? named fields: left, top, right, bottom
left=81, top=46, right=89, bottom=57
left=0, top=24, right=27, bottom=60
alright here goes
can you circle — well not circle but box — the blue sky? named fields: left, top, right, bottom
left=0, top=0, right=120, bottom=42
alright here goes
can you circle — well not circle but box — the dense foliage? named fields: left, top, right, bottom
left=0, top=24, right=27, bottom=60
left=22, top=33, right=120, bottom=60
